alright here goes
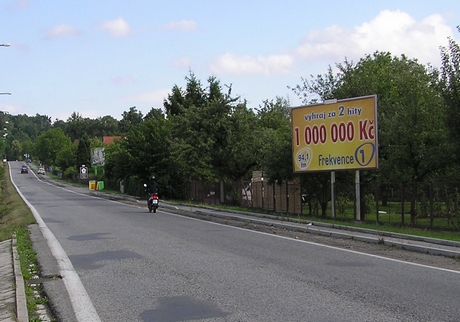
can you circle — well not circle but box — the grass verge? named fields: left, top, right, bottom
left=0, top=163, right=52, bottom=321
left=176, top=201, right=460, bottom=242
left=0, top=163, right=35, bottom=241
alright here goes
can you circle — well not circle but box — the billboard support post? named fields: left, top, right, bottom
left=355, top=170, right=360, bottom=220
left=331, top=171, right=336, bottom=218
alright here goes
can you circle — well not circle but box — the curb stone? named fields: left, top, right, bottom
left=12, top=235, right=28, bottom=322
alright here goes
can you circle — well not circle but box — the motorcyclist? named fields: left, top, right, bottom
left=145, top=175, right=160, bottom=205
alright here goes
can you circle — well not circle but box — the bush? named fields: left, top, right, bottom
left=63, top=166, right=76, bottom=179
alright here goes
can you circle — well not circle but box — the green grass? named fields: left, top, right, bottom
left=15, top=228, right=50, bottom=320
left=0, top=164, right=35, bottom=242
left=174, top=199, right=460, bottom=242
left=0, top=163, right=53, bottom=321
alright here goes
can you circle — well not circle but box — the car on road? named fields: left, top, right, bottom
left=37, top=168, right=45, bottom=175
left=21, top=165, right=28, bottom=174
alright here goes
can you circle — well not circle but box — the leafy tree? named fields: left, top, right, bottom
left=292, top=52, right=450, bottom=223
left=55, top=144, right=77, bottom=171
left=164, top=85, right=186, bottom=116
left=105, top=115, right=174, bottom=196
left=96, top=115, right=120, bottom=137
left=104, top=139, right=129, bottom=189
left=256, top=98, right=293, bottom=183
left=66, top=112, right=85, bottom=142
left=75, top=134, right=91, bottom=169
left=34, top=128, right=72, bottom=165
left=164, top=71, right=206, bottom=117
left=439, top=27, right=460, bottom=166
left=1, top=113, right=52, bottom=160
left=119, top=106, right=143, bottom=133
left=222, top=103, right=260, bottom=180
left=144, top=108, right=165, bottom=121
left=10, top=140, right=23, bottom=160
left=167, top=74, right=258, bottom=182
left=0, top=137, right=4, bottom=159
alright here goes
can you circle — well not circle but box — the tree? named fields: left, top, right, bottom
left=104, top=139, right=129, bottom=190
left=439, top=27, right=460, bottom=166
left=10, top=140, right=22, bottom=160
left=256, top=98, right=293, bottom=183
left=164, top=71, right=206, bottom=117
left=75, top=134, right=91, bottom=169
left=112, top=116, right=174, bottom=196
left=55, top=144, right=76, bottom=171
left=97, top=115, right=120, bottom=137
left=167, top=74, right=258, bottom=182
left=34, top=128, right=72, bottom=165
left=292, top=52, right=450, bottom=223
left=144, top=108, right=165, bottom=121
left=66, top=112, right=85, bottom=142
left=119, top=107, right=143, bottom=133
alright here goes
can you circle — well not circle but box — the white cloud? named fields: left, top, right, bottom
left=44, top=24, right=80, bottom=39
left=99, top=18, right=131, bottom=37
left=163, top=20, right=197, bottom=31
left=209, top=53, right=294, bottom=76
left=208, top=10, right=456, bottom=77
left=296, top=10, right=454, bottom=66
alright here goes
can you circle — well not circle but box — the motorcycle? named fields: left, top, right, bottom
left=144, top=184, right=159, bottom=213
left=148, top=193, right=159, bottom=213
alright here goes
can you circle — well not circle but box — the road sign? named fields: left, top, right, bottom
left=80, top=166, right=88, bottom=179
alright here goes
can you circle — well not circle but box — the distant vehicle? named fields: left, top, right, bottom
left=37, top=168, right=45, bottom=175
left=21, top=165, right=28, bottom=174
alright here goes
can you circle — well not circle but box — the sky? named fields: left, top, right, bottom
left=0, top=0, right=459, bottom=122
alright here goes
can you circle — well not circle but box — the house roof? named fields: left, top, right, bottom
left=103, top=136, right=121, bottom=145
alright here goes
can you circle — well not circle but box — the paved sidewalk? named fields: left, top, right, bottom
left=0, top=239, right=28, bottom=322
left=0, top=240, right=16, bottom=322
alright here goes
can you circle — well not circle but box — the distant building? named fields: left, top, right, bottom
left=102, top=136, right=122, bottom=145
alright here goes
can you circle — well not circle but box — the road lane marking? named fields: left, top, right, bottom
left=9, top=164, right=102, bottom=322
left=25, top=167, right=460, bottom=275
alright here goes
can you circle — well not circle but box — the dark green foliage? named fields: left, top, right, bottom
left=119, top=106, right=143, bottom=134
left=439, top=28, right=460, bottom=166
left=256, top=98, right=293, bottom=183
left=1, top=112, right=52, bottom=160
left=34, top=128, right=71, bottom=165
left=75, top=134, right=91, bottom=169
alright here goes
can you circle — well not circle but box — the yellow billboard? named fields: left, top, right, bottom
left=291, top=95, right=378, bottom=172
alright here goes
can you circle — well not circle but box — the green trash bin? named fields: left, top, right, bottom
left=97, top=181, right=104, bottom=190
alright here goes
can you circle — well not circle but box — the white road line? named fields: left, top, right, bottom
left=9, top=164, right=102, bottom=322
left=165, top=211, right=460, bottom=275
left=26, top=165, right=460, bottom=275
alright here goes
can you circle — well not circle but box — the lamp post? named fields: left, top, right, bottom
left=1, top=42, right=10, bottom=161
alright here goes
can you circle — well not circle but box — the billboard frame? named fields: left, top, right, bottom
left=291, top=95, right=378, bottom=173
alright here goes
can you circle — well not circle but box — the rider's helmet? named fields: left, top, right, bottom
left=150, top=175, right=156, bottom=181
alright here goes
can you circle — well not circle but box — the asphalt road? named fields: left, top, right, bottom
left=10, top=161, right=460, bottom=322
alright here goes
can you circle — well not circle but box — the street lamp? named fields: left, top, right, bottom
left=0, top=43, right=10, bottom=47
left=0, top=93, right=11, bottom=95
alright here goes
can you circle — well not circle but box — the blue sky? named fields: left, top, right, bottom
left=1, top=0, right=459, bottom=121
